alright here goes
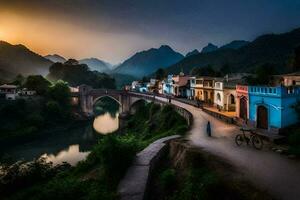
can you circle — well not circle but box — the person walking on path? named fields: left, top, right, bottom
left=206, top=121, right=212, bottom=137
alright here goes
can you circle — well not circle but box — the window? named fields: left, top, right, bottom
left=196, top=80, right=203, bottom=84
left=217, top=93, right=221, bottom=101
left=230, top=94, right=235, bottom=104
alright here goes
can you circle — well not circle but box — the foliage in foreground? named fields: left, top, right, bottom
left=0, top=80, right=72, bottom=146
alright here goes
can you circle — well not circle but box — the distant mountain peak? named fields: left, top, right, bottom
left=159, top=45, right=173, bottom=51
left=0, top=41, right=53, bottom=77
left=79, top=58, right=112, bottom=72
left=113, top=45, right=184, bottom=77
left=201, top=43, right=218, bottom=53
left=186, top=49, right=200, bottom=57
left=220, top=40, right=250, bottom=50
left=45, top=54, right=66, bottom=63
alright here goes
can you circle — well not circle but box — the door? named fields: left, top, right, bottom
left=204, top=91, right=208, bottom=102
left=239, top=97, right=247, bottom=120
left=257, top=105, right=268, bottom=129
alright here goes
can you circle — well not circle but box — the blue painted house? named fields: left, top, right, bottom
left=248, top=86, right=300, bottom=132
left=162, top=75, right=173, bottom=95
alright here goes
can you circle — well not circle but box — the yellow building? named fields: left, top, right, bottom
left=193, top=77, right=215, bottom=104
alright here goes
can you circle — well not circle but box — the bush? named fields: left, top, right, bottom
left=80, top=135, right=139, bottom=181
left=159, top=169, right=176, bottom=189
left=0, top=158, right=70, bottom=197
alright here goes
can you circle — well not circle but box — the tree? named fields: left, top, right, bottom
left=293, top=46, right=300, bottom=71
left=245, top=63, right=277, bottom=85
left=11, top=74, right=25, bottom=86
left=47, top=81, right=71, bottom=106
left=155, top=68, right=166, bottom=80
left=64, top=59, right=79, bottom=65
left=220, top=63, right=232, bottom=75
left=46, top=81, right=71, bottom=120
left=47, top=60, right=116, bottom=89
left=190, top=65, right=221, bottom=77
left=24, top=75, right=51, bottom=95
left=141, top=76, right=150, bottom=83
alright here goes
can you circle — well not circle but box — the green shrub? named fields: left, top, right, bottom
left=159, top=169, right=176, bottom=189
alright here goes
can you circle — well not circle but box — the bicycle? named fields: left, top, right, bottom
left=235, top=128, right=264, bottom=150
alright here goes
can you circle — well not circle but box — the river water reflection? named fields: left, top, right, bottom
left=1, top=97, right=120, bottom=166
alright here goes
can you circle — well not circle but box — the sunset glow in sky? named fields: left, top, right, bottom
left=1, top=0, right=300, bottom=63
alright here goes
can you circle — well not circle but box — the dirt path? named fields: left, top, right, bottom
left=155, top=96, right=300, bottom=200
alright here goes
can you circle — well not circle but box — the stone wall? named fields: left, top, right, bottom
left=117, top=135, right=181, bottom=200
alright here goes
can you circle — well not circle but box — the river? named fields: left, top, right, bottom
left=1, top=97, right=120, bottom=166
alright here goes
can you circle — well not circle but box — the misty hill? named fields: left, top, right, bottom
left=113, top=45, right=184, bottom=77
left=186, top=49, right=200, bottom=57
left=0, top=41, right=53, bottom=77
left=45, top=54, right=66, bottom=63
left=165, top=28, right=300, bottom=75
left=220, top=40, right=249, bottom=50
left=47, top=59, right=115, bottom=88
left=201, top=43, right=218, bottom=53
left=79, top=58, right=112, bottom=72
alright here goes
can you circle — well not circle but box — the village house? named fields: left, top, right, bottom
left=280, top=72, right=300, bottom=86
left=171, top=72, right=190, bottom=97
left=193, top=77, right=203, bottom=100
left=0, top=84, right=18, bottom=100
left=195, top=77, right=215, bottom=103
left=18, top=88, right=36, bottom=96
left=213, top=78, right=237, bottom=111
left=236, top=85, right=249, bottom=121
left=131, top=81, right=142, bottom=91
left=162, top=75, right=173, bottom=95
left=186, top=76, right=196, bottom=99
left=147, top=78, right=160, bottom=93
left=248, top=86, right=300, bottom=132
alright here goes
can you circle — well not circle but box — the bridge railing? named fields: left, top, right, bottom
left=128, top=91, right=193, bottom=128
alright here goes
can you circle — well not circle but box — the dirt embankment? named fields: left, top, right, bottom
left=147, top=139, right=276, bottom=200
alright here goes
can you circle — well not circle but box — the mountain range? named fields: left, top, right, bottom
left=113, top=45, right=184, bottom=77
left=165, top=28, right=300, bottom=75
left=0, top=41, right=53, bottom=79
left=79, top=58, right=112, bottom=72
left=1, top=27, right=300, bottom=83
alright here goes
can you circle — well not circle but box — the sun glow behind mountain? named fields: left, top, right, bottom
left=0, top=0, right=300, bottom=64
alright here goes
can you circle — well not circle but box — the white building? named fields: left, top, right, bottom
left=214, top=79, right=237, bottom=111
left=162, top=75, right=173, bottom=95
left=0, top=84, right=18, bottom=100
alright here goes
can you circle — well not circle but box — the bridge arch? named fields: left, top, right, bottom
left=129, top=99, right=148, bottom=114
left=93, top=95, right=122, bottom=106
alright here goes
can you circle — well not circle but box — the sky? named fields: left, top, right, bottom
left=0, top=0, right=300, bottom=64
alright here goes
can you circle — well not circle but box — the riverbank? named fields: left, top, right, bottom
left=1, top=102, right=189, bottom=200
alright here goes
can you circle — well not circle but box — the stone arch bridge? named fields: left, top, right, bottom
left=71, top=85, right=157, bottom=116
left=71, top=85, right=193, bottom=128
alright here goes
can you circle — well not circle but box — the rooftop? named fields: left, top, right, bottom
left=0, top=84, right=17, bottom=89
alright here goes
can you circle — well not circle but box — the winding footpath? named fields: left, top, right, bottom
left=155, top=96, right=300, bottom=200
